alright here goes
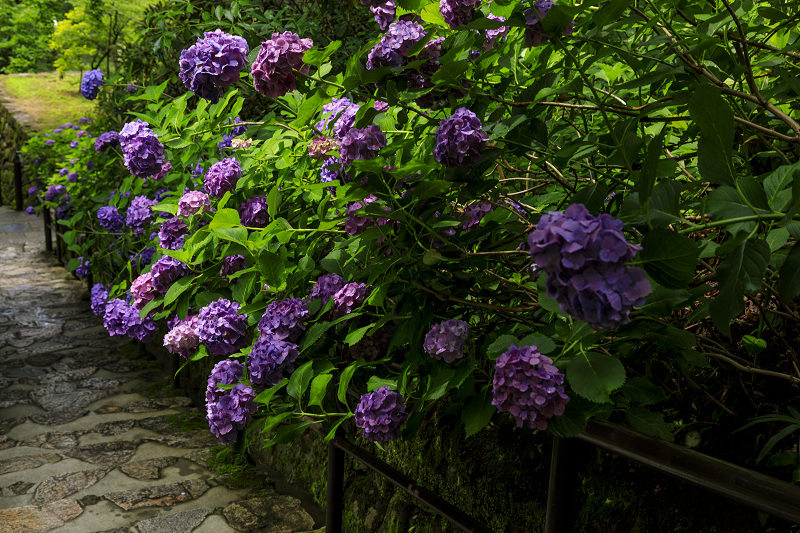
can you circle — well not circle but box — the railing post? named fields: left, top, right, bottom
left=43, top=207, right=53, bottom=253
left=14, top=152, right=23, bottom=211
left=326, top=439, right=345, bottom=533
left=545, top=437, right=581, bottom=533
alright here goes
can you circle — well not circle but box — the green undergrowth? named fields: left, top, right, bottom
left=168, top=410, right=206, bottom=432
left=209, top=445, right=269, bottom=493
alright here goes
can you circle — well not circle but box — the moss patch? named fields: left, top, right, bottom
left=0, top=72, right=97, bottom=131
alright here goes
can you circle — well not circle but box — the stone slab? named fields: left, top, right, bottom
left=135, top=507, right=212, bottom=533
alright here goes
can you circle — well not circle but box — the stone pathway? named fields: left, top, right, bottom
left=0, top=206, right=321, bottom=532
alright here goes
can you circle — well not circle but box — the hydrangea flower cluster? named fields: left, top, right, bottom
left=461, top=202, right=494, bottom=232
left=344, top=195, right=392, bottom=236
left=340, top=125, right=387, bottom=166
left=119, top=120, right=165, bottom=178
left=126, top=195, right=158, bottom=234
left=179, top=29, right=249, bottom=103
left=439, top=0, right=481, bottom=29
left=206, top=359, right=244, bottom=402
left=527, top=204, right=651, bottom=329
left=370, top=0, right=396, bottom=30
left=44, top=184, right=66, bottom=202
left=196, top=298, right=249, bottom=356
left=90, top=284, right=109, bottom=316
left=349, top=324, right=393, bottom=361
left=354, top=386, right=408, bottom=442
left=150, top=255, right=191, bottom=294
left=217, top=117, right=249, bottom=154
left=75, top=258, right=90, bottom=278
left=308, top=136, right=339, bottom=159
left=248, top=336, right=300, bottom=388
left=316, top=97, right=360, bottom=139
left=332, top=283, right=373, bottom=318
left=251, top=32, right=313, bottom=98
left=366, top=20, right=427, bottom=70
left=320, top=157, right=350, bottom=192
left=491, top=344, right=569, bottom=430
left=67, top=172, right=79, bottom=183
left=207, top=383, right=256, bottom=444
left=434, top=108, right=488, bottom=167
left=125, top=83, right=138, bottom=93
left=220, top=254, right=247, bottom=278
left=130, top=246, right=156, bottom=270
left=177, top=190, right=211, bottom=217
left=158, top=217, right=188, bottom=250
left=163, top=315, right=200, bottom=359
left=423, top=319, right=469, bottom=363
left=97, top=206, right=124, bottom=232
left=524, top=0, right=574, bottom=47
left=307, top=273, right=345, bottom=303
left=80, top=69, right=104, bottom=100
left=130, top=272, right=157, bottom=310
left=203, top=158, right=242, bottom=197
left=257, top=298, right=309, bottom=342
left=483, top=14, right=510, bottom=50
left=238, top=195, right=269, bottom=228
left=102, top=298, right=157, bottom=342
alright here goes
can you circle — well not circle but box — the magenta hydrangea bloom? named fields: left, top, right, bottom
left=316, top=97, right=360, bottom=139
left=492, top=345, right=569, bottom=430
left=439, top=0, right=481, bottom=28
left=527, top=203, right=651, bottom=329
left=126, top=195, right=158, bottom=234
left=90, top=284, right=109, bottom=316
left=247, top=336, right=300, bottom=388
left=163, top=315, right=200, bottom=359
left=461, top=201, right=494, bottom=232
left=119, top=120, right=165, bottom=178
left=307, top=273, right=345, bottom=304
left=366, top=19, right=426, bottom=70
left=423, top=319, right=469, bottom=363
left=340, top=125, right=387, bottom=166
left=434, top=107, right=488, bottom=167
left=177, top=190, right=212, bottom=217
left=178, top=29, right=249, bottom=103
left=207, top=383, right=256, bottom=444
left=150, top=255, right=191, bottom=294
left=524, top=0, right=574, bottom=47
left=332, top=282, right=373, bottom=318
left=257, top=298, right=309, bottom=342
left=80, top=69, right=104, bottom=100
left=483, top=14, right=509, bottom=50
left=97, top=206, right=124, bottom=232
left=203, top=158, right=242, bottom=198
left=251, top=31, right=313, bottom=98
left=344, top=195, right=392, bottom=236
left=196, top=298, right=249, bottom=356
left=158, top=217, right=188, bottom=250
left=220, top=254, right=247, bottom=278
left=371, top=0, right=396, bottom=30
left=238, top=195, right=269, bottom=228
left=94, top=131, right=119, bottom=153
left=130, top=272, right=157, bottom=310
left=354, top=386, right=408, bottom=442
left=206, top=359, right=245, bottom=402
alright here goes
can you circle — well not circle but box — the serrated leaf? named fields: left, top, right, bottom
left=423, top=368, right=457, bottom=401
left=626, top=407, right=674, bottom=442
left=639, top=132, right=666, bottom=203
left=368, top=375, right=398, bottom=391
left=487, top=334, right=516, bottom=359
left=620, top=377, right=667, bottom=406
left=518, top=333, right=556, bottom=354
left=778, top=242, right=800, bottom=302
left=164, top=275, right=193, bottom=306
left=710, top=238, right=770, bottom=336
left=253, top=379, right=288, bottom=407
left=567, top=351, right=626, bottom=403
left=287, top=361, right=314, bottom=401
left=640, top=229, right=699, bottom=289
left=308, top=374, right=333, bottom=407
left=765, top=162, right=800, bottom=211
left=689, top=84, right=735, bottom=186
left=462, top=388, right=496, bottom=438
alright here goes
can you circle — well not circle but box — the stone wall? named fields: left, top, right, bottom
left=0, top=99, right=29, bottom=206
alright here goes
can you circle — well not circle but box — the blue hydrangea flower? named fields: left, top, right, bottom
left=179, top=29, right=249, bottom=103
left=80, top=69, right=104, bottom=100
left=247, top=336, right=300, bottom=388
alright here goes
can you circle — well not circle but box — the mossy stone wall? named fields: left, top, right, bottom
left=0, top=102, right=28, bottom=206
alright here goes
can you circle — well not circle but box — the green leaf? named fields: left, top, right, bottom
left=619, top=377, right=667, bottom=406
left=639, top=132, right=666, bottom=203
left=593, top=0, right=631, bottom=28
left=461, top=388, right=496, bottom=438
left=258, top=249, right=284, bottom=287
left=640, top=229, right=699, bottom=289
left=423, top=368, right=457, bottom=401
left=338, top=361, right=359, bottom=404
left=778, top=242, right=800, bottom=302
left=756, top=424, right=800, bottom=463
left=300, top=320, right=334, bottom=352
left=689, top=84, right=735, bottom=186
left=163, top=275, right=193, bottom=306
left=344, top=323, right=373, bottom=346
left=518, top=333, right=556, bottom=354
left=710, top=238, right=770, bottom=336
left=567, top=351, right=626, bottom=404
left=487, top=334, right=516, bottom=360
left=368, top=375, right=398, bottom=391
left=253, top=379, right=288, bottom=407
left=625, top=407, right=674, bottom=442
left=647, top=180, right=682, bottom=227
left=319, top=248, right=348, bottom=277
left=303, top=41, right=342, bottom=67
left=308, top=374, right=333, bottom=407
left=287, top=361, right=314, bottom=401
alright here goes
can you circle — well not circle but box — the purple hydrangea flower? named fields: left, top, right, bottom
left=247, top=336, right=300, bottom=388
left=257, top=298, right=309, bottom=342
left=439, top=0, right=481, bottom=28
left=27, top=186, right=37, bottom=196
left=434, top=107, right=488, bottom=167
left=130, top=272, right=157, bottom=310
left=80, top=69, right=104, bottom=100
left=308, top=136, right=339, bottom=159
left=158, top=217, right=188, bottom=250
left=53, top=128, right=63, bottom=134
left=307, top=273, right=345, bottom=303
left=366, top=20, right=426, bottom=70
left=374, top=101, right=390, bottom=112
left=126, top=195, right=158, bottom=234
left=67, top=172, right=79, bottom=183
left=206, top=383, right=256, bottom=444
left=238, top=195, right=269, bottom=228
left=461, top=201, right=494, bottom=232
left=371, top=0, right=396, bottom=30
left=45, top=139, right=55, bottom=146
left=203, top=158, right=242, bottom=198
left=90, top=284, right=109, bottom=316
left=339, top=125, right=387, bottom=166
left=25, top=206, right=35, bottom=215
left=95, top=131, right=120, bottom=153
left=354, top=386, right=408, bottom=442
left=206, top=359, right=245, bottom=402
left=103, top=298, right=156, bottom=341
left=76, top=130, right=87, bottom=138
left=320, top=157, right=350, bottom=192
left=97, top=205, right=124, bottom=232
left=316, top=97, right=360, bottom=139
left=163, top=315, right=200, bottom=359
left=524, top=0, right=575, bottom=47
left=125, top=82, right=139, bottom=93
left=103, top=298, right=130, bottom=337
left=423, top=319, right=469, bottom=363
left=179, top=29, right=249, bottom=103
left=484, top=14, right=510, bottom=50
left=119, top=119, right=165, bottom=178
left=220, top=254, right=247, bottom=278
left=150, top=255, right=191, bottom=294
left=527, top=203, right=651, bottom=329
left=131, top=246, right=156, bottom=270
left=75, top=257, right=90, bottom=278
left=69, top=140, right=79, bottom=149
left=332, top=282, right=373, bottom=318
left=59, top=168, right=69, bottom=177
left=344, top=195, right=391, bottom=236
left=251, top=31, right=313, bottom=98
left=491, top=344, right=569, bottom=430
left=44, top=184, right=66, bottom=202
left=196, top=298, right=249, bottom=356
left=177, top=190, right=211, bottom=217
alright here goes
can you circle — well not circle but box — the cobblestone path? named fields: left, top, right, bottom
left=0, top=206, right=320, bottom=532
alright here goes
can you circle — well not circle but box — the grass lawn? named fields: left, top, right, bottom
left=0, top=72, right=98, bottom=131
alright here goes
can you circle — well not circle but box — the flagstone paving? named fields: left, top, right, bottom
left=0, top=205, right=322, bottom=532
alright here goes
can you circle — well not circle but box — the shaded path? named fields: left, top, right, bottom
left=0, top=206, right=320, bottom=533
